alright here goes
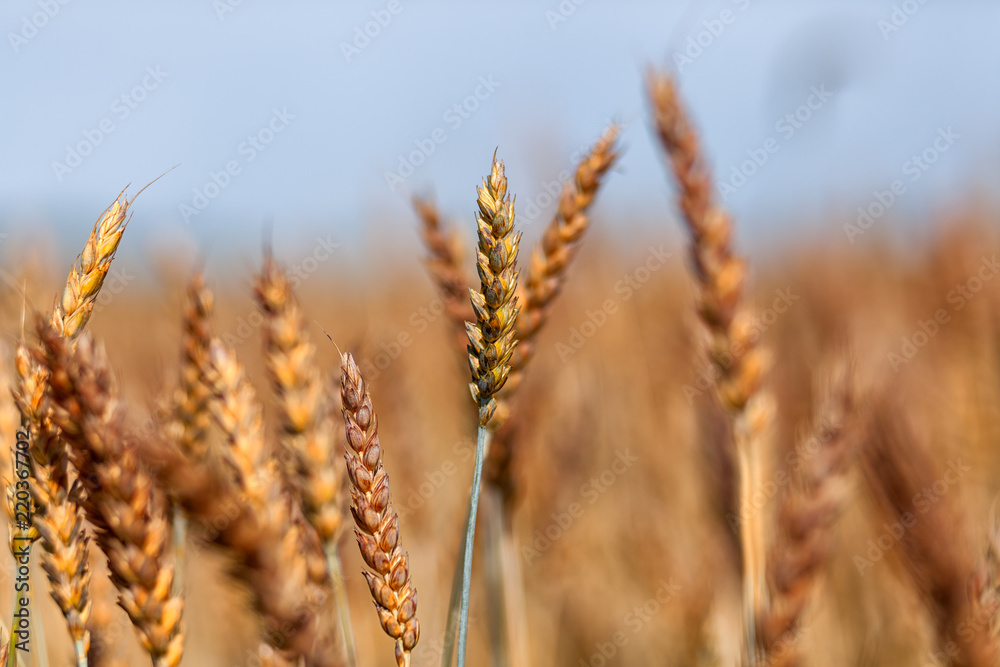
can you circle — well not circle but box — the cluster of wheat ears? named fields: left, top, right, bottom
left=1, top=72, right=999, bottom=667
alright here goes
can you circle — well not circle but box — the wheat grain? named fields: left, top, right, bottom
left=340, top=352, right=419, bottom=667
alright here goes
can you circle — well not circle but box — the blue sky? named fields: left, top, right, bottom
left=1, top=1, right=998, bottom=264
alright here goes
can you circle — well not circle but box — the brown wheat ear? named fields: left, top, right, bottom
left=340, top=352, right=419, bottom=667
left=37, top=324, right=184, bottom=667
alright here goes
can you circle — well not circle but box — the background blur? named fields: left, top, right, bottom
left=2, top=2, right=1000, bottom=667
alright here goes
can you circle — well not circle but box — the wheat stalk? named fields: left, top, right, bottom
left=648, top=70, right=772, bottom=663
left=38, top=326, right=183, bottom=667
left=340, top=352, right=420, bottom=667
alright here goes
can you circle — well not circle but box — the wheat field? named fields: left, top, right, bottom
left=1, top=69, right=999, bottom=667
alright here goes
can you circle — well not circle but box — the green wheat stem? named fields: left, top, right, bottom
left=440, top=507, right=471, bottom=667
left=456, top=426, right=490, bottom=667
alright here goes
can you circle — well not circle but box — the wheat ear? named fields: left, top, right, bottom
left=10, top=189, right=136, bottom=666
left=202, top=338, right=336, bottom=664
left=414, top=196, right=477, bottom=352
left=171, top=272, right=214, bottom=462
left=648, top=71, right=772, bottom=662
left=254, top=256, right=353, bottom=663
left=759, top=364, right=858, bottom=666
left=448, top=154, right=521, bottom=667
left=38, top=326, right=184, bottom=667
left=140, top=432, right=341, bottom=667
left=340, top=352, right=420, bottom=667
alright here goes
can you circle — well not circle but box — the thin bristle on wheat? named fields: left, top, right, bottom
left=254, top=256, right=346, bottom=544
left=171, top=271, right=214, bottom=461
left=51, top=191, right=132, bottom=341
left=38, top=326, right=183, bottom=667
left=340, top=352, right=419, bottom=667
left=467, top=155, right=521, bottom=427
left=414, top=196, right=476, bottom=350
left=759, top=365, right=858, bottom=666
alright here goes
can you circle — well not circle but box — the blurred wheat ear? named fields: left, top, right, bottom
left=648, top=70, right=773, bottom=664
left=254, top=255, right=353, bottom=665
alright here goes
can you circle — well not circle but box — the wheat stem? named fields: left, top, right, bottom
left=457, top=426, right=489, bottom=667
